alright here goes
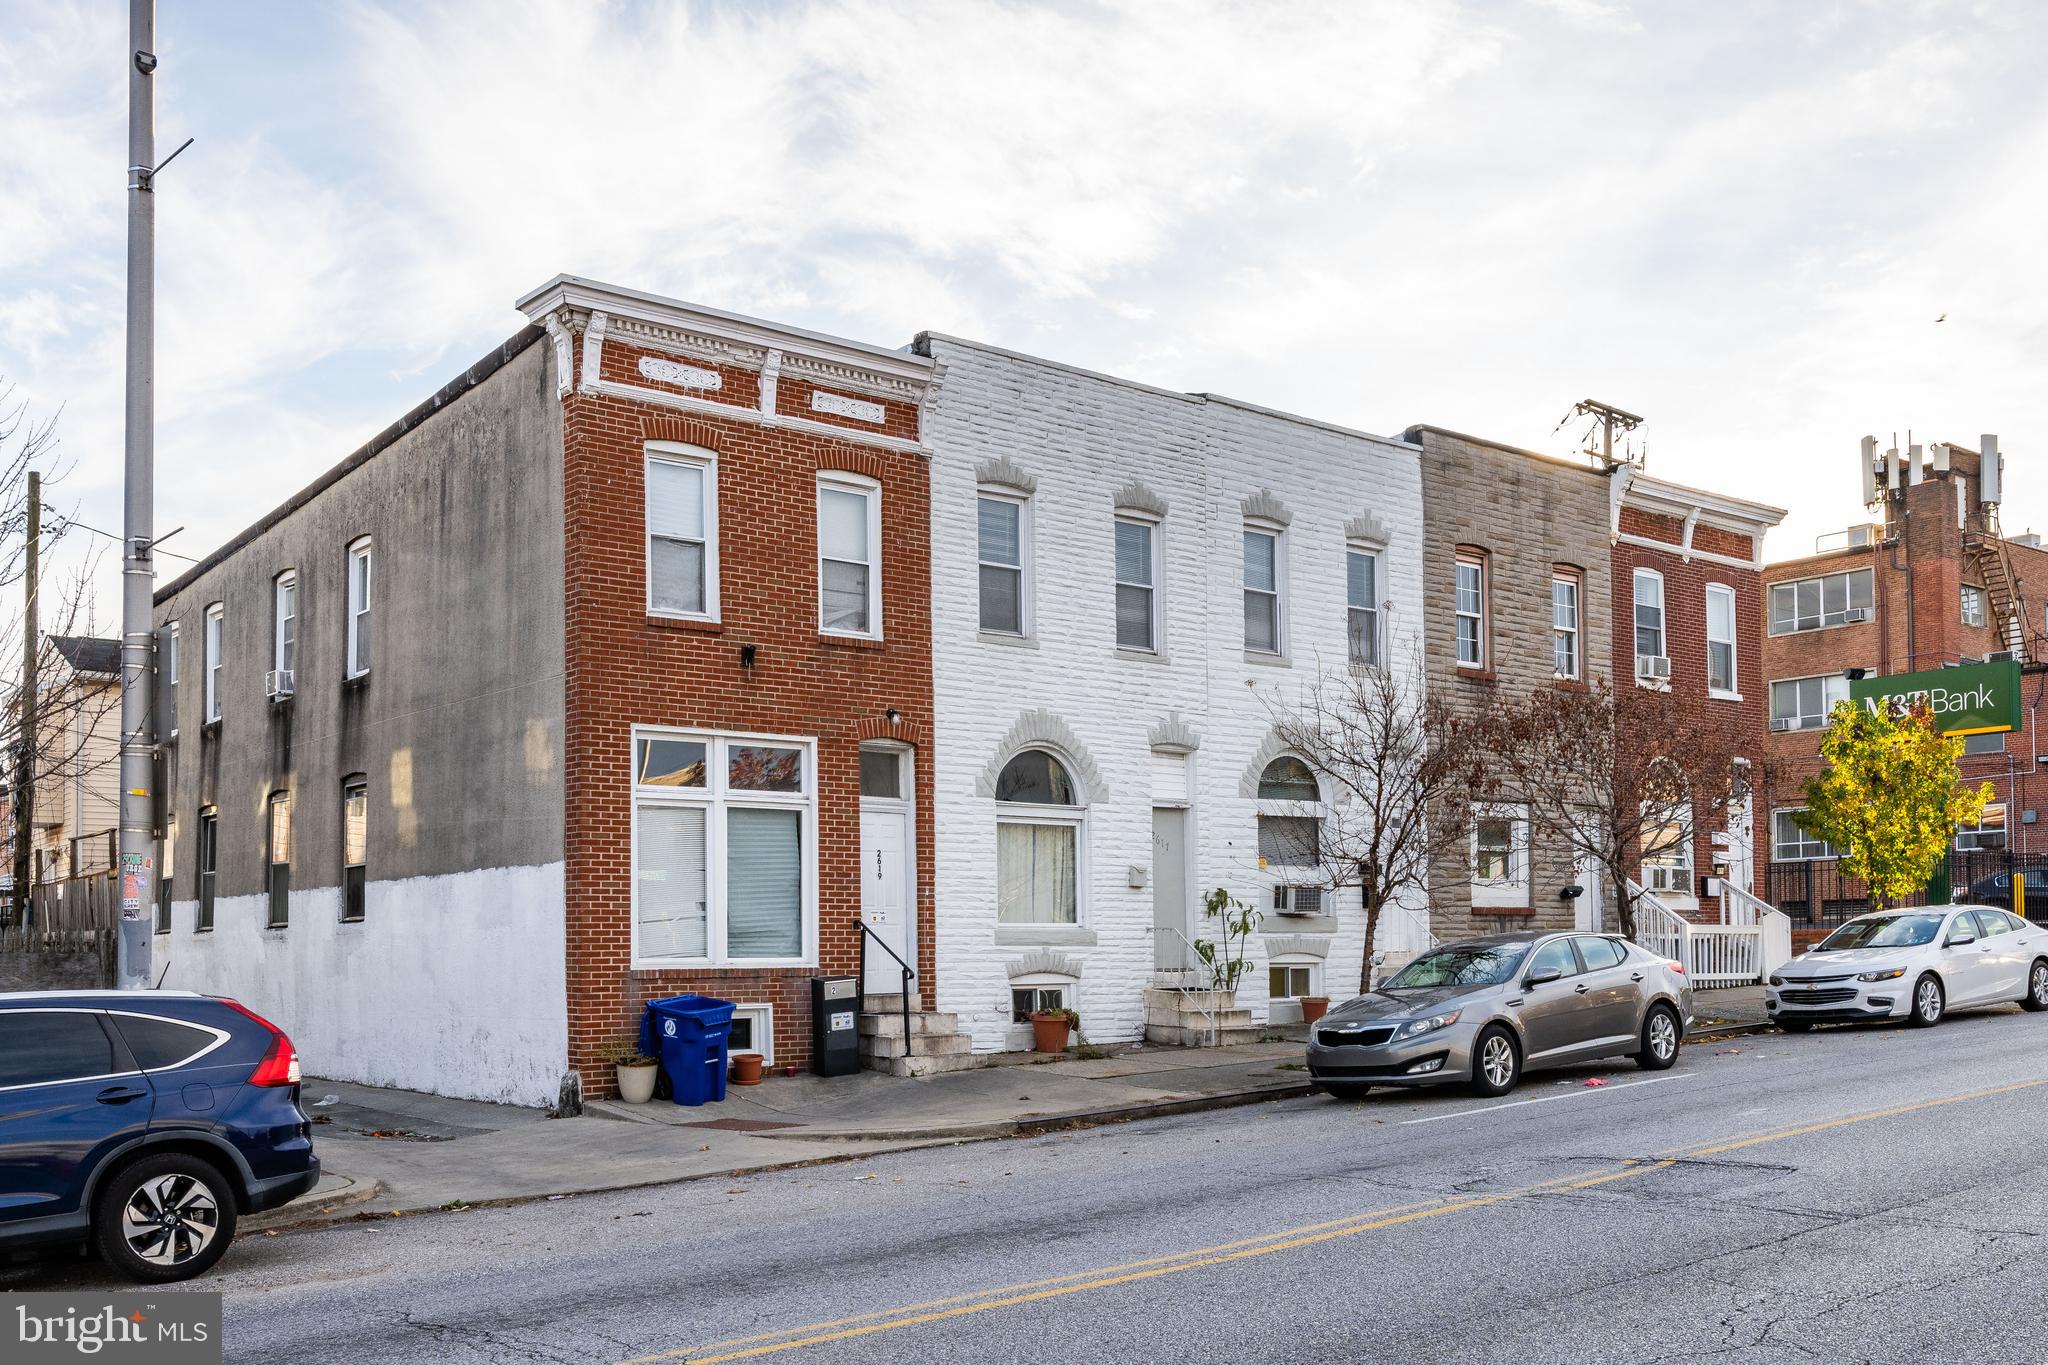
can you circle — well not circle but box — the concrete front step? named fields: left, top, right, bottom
left=860, top=992, right=927, bottom=1013
left=858, top=1010, right=962, bottom=1039
left=1144, top=1002, right=1254, bottom=1030
left=863, top=1050, right=983, bottom=1078
left=1144, top=1022, right=1268, bottom=1048
left=857, top=1031, right=973, bottom=1061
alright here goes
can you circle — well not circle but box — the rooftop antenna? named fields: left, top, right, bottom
left=1571, top=398, right=1644, bottom=469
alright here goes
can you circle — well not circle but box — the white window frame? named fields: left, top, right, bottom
left=1641, top=800, right=1694, bottom=896
left=816, top=472, right=883, bottom=639
left=645, top=443, right=719, bottom=623
left=1771, top=807, right=1840, bottom=862
left=994, top=749, right=1088, bottom=928
left=1455, top=551, right=1487, bottom=670
left=203, top=603, right=224, bottom=723
left=164, top=622, right=178, bottom=738
left=1267, top=958, right=1321, bottom=1001
left=346, top=536, right=372, bottom=679
left=1769, top=674, right=1850, bottom=731
left=1633, top=568, right=1667, bottom=683
left=1551, top=569, right=1581, bottom=681
left=273, top=570, right=297, bottom=678
left=1957, top=803, right=2007, bottom=852
left=976, top=491, right=1032, bottom=638
left=1706, top=582, right=1739, bottom=698
left=1470, top=802, right=1529, bottom=908
left=1243, top=523, right=1286, bottom=657
left=629, top=726, right=817, bottom=968
left=1114, top=514, right=1162, bottom=654
left=727, top=1003, right=775, bottom=1063
left=1961, top=583, right=1987, bottom=628
left=1769, top=568, right=1874, bottom=634
left=1347, top=546, right=1382, bottom=670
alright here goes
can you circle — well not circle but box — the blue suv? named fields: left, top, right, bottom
left=0, top=991, right=320, bottom=1282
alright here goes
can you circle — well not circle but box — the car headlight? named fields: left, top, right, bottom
left=1856, top=968, right=1906, bottom=983
left=1394, top=1010, right=1461, bottom=1040
left=1768, top=975, right=1784, bottom=987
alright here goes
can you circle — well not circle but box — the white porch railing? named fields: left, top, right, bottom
left=1719, top=880, right=1794, bottom=978
left=1626, top=878, right=1773, bottom=988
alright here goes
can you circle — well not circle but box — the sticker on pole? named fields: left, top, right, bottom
left=119, top=852, right=145, bottom=920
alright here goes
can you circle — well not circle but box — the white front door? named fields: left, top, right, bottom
left=860, top=803, right=912, bottom=995
left=1153, top=807, right=1190, bottom=970
left=1573, top=854, right=1603, bottom=933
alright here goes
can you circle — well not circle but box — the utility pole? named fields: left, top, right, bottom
left=116, top=0, right=157, bottom=990
left=1572, top=398, right=1645, bottom=468
left=12, top=469, right=37, bottom=926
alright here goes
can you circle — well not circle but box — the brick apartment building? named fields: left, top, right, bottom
left=153, top=277, right=940, bottom=1104
left=1761, top=435, right=2048, bottom=915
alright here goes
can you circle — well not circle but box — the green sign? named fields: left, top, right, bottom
left=1848, top=658, right=2021, bottom=736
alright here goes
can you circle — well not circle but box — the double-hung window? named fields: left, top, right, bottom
left=633, top=729, right=814, bottom=965
left=1706, top=583, right=1738, bottom=695
left=1552, top=569, right=1581, bottom=680
left=346, top=537, right=372, bottom=678
left=203, top=603, right=223, bottom=722
left=646, top=445, right=716, bottom=619
left=995, top=750, right=1084, bottom=925
left=1244, top=528, right=1283, bottom=655
left=1958, top=803, right=2007, bottom=852
left=1772, top=808, right=1840, bottom=862
left=1641, top=801, right=1694, bottom=895
left=1347, top=549, right=1381, bottom=669
left=197, top=810, right=217, bottom=931
left=977, top=495, right=1027, bottom=635
left=342, top=776, right=368, bottom=922
left=1114, top=517, right=1158, bottom=651
left=1962, top=584, right=1988, bottom=628
left=818, top=474, right=881, bottom=637
left=266, top=791, right=292, bottom=928
left=1454, top=550, right=1487, bottom=669
left=1769, top=674, right=1849, bottom=731
left=1769, top=568, right=1872, bottom=634
left=273, top=570, right=297, bottom=687
left=1470, top=803, right=1529, bottom=907
left=1633, top=569, right=1666, bottom=664
left=162, top=622, right=178, bottom=737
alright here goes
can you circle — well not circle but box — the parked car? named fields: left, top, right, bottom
left=1306, top=931, right=1693, bottom=1101
left=1767, top=905, right=2048, bottom=1029
left=1965, top=867, right=2048, bottom=912
left=0, top=991, right=319, bottom=1282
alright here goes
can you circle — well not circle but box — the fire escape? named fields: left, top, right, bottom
left=1963, top=522, right=2032, bottom=664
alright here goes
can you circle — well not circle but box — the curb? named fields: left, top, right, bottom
left=1685, top=1022, right=1774, bottom=1043
left=245, top=1174, right=381, bottom=1231
left=757, top=1080, right=1320, bottom=1143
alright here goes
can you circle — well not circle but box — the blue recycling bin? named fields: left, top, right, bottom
left=639, top=994, right=736, bottom=1107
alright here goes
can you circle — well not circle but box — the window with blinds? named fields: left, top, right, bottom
left=647, top=448, right=715, bottom=618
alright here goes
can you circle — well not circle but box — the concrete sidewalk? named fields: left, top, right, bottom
left=258, top=1009, right=1774, bottom=1232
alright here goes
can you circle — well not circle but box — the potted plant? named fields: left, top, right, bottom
left=610, top=1037, right=658, bottom=1104
left=1299, top=995, right=1332, bottom=1025
left=1030, top=1006, right=1080, bottom=1053
left=1192, top=887, right=1262, bottom=1011
left=730, top=1051, right=765, bottom=1086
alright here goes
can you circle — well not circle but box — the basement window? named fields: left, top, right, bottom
left=1011, top=985, right=1068, bottom=1022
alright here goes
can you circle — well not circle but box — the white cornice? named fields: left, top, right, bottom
left=1622, top=469, right=1787, bottom=535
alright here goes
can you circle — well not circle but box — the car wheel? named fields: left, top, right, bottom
left=1469, top=1027, right=1520, bottom=1097
left=1778, top=1019, right=1813, bottom=1033
left=1908, top=974, right=1945, bottom=1028
left=1635, top=1004, right=1681, bottom=1070
left=2023, top=959, right=2048, bottom=1012
left=93, top=1153, right=238, bottom=1283
left=1319, top=1082, right=1373, bottom=1101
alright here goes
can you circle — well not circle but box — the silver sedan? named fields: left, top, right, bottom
left=1767, top=904, right=2048, bottom=1028
left=1307, top=931, right=1694, bottom=1100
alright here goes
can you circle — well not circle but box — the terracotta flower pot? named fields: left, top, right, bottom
left=615, top=1062, right=657, bottom=1104
left=1030, top=1012, right=1073, bottom=1053
left=730, top=1052, right=764, bottom=1086
left=1299, top=996, right=1331, bottom=1025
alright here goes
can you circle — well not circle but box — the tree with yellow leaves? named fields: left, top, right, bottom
left=1795, top=699, right=1992, bottom=908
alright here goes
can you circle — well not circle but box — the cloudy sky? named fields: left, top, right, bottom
left=5, top=0, right=2047, bottom=600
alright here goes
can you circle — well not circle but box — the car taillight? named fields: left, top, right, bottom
left=1668, top=961, right=1685, bottom=974
left=221, top=998, right=301, bottom=1087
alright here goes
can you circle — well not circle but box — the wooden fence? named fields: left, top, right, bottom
left=0, top=873, right=120, bottom=982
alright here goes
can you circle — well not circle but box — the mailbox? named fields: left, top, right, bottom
left=812, top=975, right=861, bottom=1077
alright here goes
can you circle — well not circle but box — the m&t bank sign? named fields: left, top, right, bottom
left=1848, top=658, right=2022, bottom=736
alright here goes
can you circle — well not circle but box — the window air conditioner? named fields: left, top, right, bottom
left=265, top=669, right=295, bottom=699
left=1635, top=655, right=1672, bottom=681
left=1844, top=608, right=1874, bottom=624
left=1989, top=650, right=2016, bottom=662
left=1271, top=885, right=1323, bottom=916
left=1769, top=717, right=1795, bottom=733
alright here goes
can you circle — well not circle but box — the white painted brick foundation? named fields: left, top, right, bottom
left=920, top=336, right=1432, bottom=1052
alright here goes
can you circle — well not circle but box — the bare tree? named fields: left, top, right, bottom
left=1265, top=660, right=1490, bottom=993
left=1482, top=677, right=1749, bottom=940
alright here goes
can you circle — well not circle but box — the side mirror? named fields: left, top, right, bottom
left=1525, top=967, right=1562, bottom=987
left=1947, top=934, right=1977, bottom=948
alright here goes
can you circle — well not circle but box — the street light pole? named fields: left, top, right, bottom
left=116, top=0, right=158, bottom=990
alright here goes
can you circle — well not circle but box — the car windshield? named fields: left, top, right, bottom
left=1817, top=913, right=1944, bottom=950
left=1384, top=944, right=1529, bottom=989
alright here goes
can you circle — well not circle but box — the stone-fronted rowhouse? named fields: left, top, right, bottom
left=153, top=277, right=940, bottom=1104
left=1608, top=468, right=1785, bottom=923
left=1762, top=436, right=2048, bottom=918
left=913, top=336, right=1431, bottom=1054
left=1406, top=427, right=1615, bottom=940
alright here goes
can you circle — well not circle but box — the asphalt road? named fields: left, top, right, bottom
left=13, top=1007, right=2048, bottom=1364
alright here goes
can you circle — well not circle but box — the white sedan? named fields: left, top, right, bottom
left=1767, top=904, right=2048, bottom=1029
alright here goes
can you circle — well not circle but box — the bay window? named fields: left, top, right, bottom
left=632, top=729, right=813, bottom=965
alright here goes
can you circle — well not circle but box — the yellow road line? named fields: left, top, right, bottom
left=629, top=1076, right=2048, bottom=1365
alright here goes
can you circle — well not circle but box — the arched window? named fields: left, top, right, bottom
left=1257, top=757, right=1319, bottom=802
left=1257, top=756, right=1322, bottom=878
left=996, top=750, right=1082, bottom=925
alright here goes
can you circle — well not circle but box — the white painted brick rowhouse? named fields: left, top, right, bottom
left=917, top=335, right=1432, bottom=1053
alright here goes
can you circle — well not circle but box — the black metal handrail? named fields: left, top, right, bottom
left=855, top=920, right=916, bottom=1064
